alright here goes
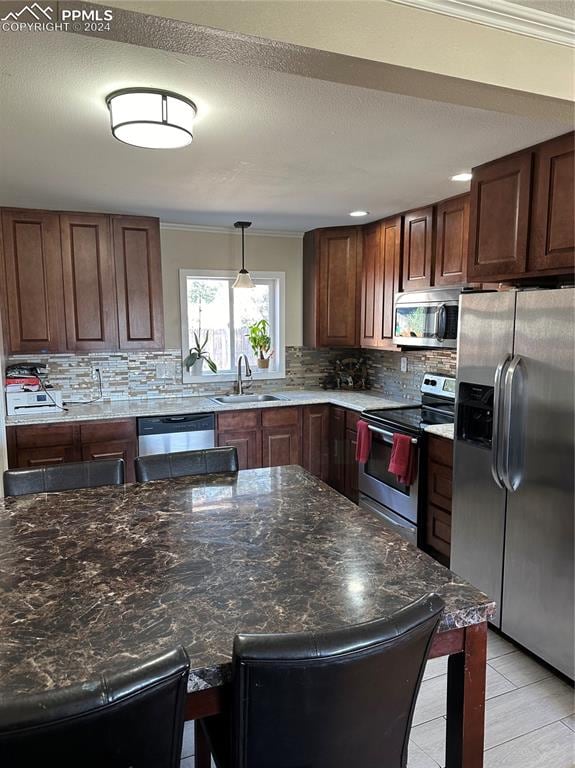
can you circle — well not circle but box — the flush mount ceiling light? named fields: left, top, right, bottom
left=233, top=221, right=255, bottom=289
left=451, top=172, right=473, bottom=182
left=349, top=210, right=369, bottom=217
left=106, top=88, right=197, bottom=149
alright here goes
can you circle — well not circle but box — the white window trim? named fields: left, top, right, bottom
left=180, top=269, right=286, bottom=384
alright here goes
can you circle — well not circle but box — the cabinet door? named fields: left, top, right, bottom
left=344, top=428, right=359, bottom=503
left=329, top=406, right=346, bottom=493
left=401, top=207, right=434, bottom=291
left=434, top=195, right=469, bottom=286
left=81, top=440, right=136, bottom=483
left=1, top=209, right=66, bottom=353
left=318, top=228, right=361, bottom=346
left=360, top=222, right=381, bottom=348
left=468, top=152, right=532, bottom=280
left=301, top=405, right=330, bottom=482
left=218, top=431, right=261, bottom=470
left=262, top=425, right=300, bottom=467
left=529, top=132, right=574, bottom=273
left=380, top=216, right=401, bottom=340
left=112, top=216, right=164, bottom=350
left=61, top=213, right=118, bottom=351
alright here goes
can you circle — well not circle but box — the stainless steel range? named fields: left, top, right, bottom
left=358, top=373, right=456, bottom=545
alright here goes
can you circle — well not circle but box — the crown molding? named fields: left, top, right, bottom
left=389, top=0, right=575, bottom=46
left=160, top=222, right=304, bottom=238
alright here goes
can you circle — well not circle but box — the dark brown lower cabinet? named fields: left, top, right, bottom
left=328, top=406, right=359, bottom=503
left=7, top=419, right=137, bottom=483
left=329, top=406, right=346, bottom=494
left=217, top=407, right=301, bottom=470
left=301, top=405, right=330, bottom=483
left=216, top=410, right=262, bottom=470
left=424, top=435, right=453, bottom=566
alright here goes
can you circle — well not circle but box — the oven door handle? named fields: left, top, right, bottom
left=367, top=425, right=418, bottom=445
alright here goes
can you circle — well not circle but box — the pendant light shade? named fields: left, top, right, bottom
left=106, top=88, right=197, bottom=149
left=233, top=221, right=255, bottom=289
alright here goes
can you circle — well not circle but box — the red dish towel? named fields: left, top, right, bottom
left=355, top=420, right=372, bottom=463
left=388, top=433, right=417, bottom=485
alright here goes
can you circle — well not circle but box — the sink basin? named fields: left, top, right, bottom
left=210, top=394, right=288, bottom=405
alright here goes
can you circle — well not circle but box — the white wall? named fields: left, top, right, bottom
left=160, top=226, right=303, bottom=349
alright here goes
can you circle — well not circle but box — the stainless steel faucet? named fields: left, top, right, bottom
left=236, top=355, right=252, bottom=395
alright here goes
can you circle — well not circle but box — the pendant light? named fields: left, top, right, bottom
left=233, top=221, right=255, bottom=289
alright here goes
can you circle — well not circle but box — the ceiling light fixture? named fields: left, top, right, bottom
left=349, top=210, right=369, bottom=217
left=106, top=88, right=197, bottom=149
left=233, top=221, right=255, bottom=289
left=451, top=172, right=472, bottom=182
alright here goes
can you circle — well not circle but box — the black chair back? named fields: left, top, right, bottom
left=204, top=593, right=443, bottom=768
left=135, top=447, right=239, bottom=482
left=0, top=646, right=189, bottom=768
left=3, top=459, right=125, bottom=497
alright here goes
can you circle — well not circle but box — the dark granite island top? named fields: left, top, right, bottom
left=0, top=465, right=493, bottom=704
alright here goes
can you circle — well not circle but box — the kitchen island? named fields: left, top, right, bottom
left=0, top=466, right=493, bottom=767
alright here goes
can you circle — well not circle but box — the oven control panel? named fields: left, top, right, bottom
left=421, top=373, right=456, bottom=399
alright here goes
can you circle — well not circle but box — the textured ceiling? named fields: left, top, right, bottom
left=0, top=32, right=571, bottom=231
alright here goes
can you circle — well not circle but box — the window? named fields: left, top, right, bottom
left=180, top=270, right=285, bottom=383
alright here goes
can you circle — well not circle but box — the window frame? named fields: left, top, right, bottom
left=179, top=269, right=286, bottom=384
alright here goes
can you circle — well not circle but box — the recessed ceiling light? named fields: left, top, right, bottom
left=106, top=88, right=197, bottom=149
left=451, top=172, right=472, bottom=182
left=349, top=210, right=369, bottom=217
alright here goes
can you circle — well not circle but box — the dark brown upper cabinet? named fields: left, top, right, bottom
left=0, top=208, right=164, bottom=354
left=303, top=227, right=361, bottom=348
left=434, top=194, right=469, bottom=286
left=1, top=209, right=66, bottom=353
left=360, top=216, right=401, bottom=348
left=467, top=151, right=532, bottom=281
left=60, top=213, right=118, bottom=351
left=112, top=216, right=164, bottom=350
left=401, top=206, right=434, bottom=291
left=528, top=131, right=574, bottom=273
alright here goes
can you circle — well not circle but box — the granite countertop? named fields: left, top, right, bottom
left=424, top=423, right=455, bottom=440
left=0, top=466, right=494, bottom=700
left=5, top=389, right=407, bottom=427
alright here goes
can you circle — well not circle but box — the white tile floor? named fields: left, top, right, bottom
left=181, top=629, right=575, bottom=768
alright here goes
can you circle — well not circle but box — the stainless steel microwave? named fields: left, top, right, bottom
left=393, top=288, right=462, bottom=349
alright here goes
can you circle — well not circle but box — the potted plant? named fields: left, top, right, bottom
left=183, top=331, right=218, bottom=376
left=246, top=319, right=273, bottom=369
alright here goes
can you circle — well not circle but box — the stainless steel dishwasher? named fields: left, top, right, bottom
left=137, top=414, right=215, bottom=456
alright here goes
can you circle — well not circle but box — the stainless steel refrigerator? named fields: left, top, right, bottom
left=451, top=287, right=574, bottom=679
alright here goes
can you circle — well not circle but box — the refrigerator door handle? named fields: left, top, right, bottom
left=491, top=354, right=511, bottom=489
left=501, top=355, right=526, bottom=493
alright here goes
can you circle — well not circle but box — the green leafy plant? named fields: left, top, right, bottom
left=246, top=319, right=273, bottom=360
left=184, top=331, right=218, bottom=373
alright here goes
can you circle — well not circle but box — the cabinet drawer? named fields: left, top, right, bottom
left=428, top=435, right=453, bottom=467
left=15, top=444, right=80, bottom=468
left=217, top=410, right=259, bottom=431
left=12, top=423, right=76, bottom=449
left=261, top=406, right=300, bottom=428
left=80, top=419, right=136, bottom=443
left=345, top=409, right=361, bottom=432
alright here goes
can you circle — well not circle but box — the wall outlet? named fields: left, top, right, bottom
left=400, top=356, right=408, bottom=373
left=91, top=366, right=101, bottom=382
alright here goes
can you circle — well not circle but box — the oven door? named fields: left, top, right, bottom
left=358, top=425, right=419, bottom=524
left=393, top=300, right=458, bottom=349
left=359, top=494, right=417, bottom=546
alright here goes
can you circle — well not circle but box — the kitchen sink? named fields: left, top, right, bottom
left=210, top=394, right=288, bottom=405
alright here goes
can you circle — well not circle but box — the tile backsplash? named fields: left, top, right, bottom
left=6, top=347, right=456, bottom=403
